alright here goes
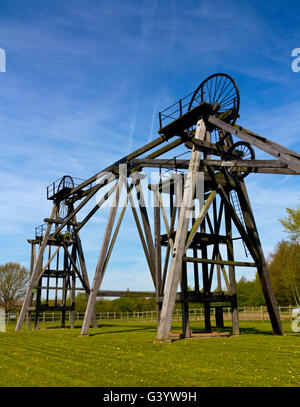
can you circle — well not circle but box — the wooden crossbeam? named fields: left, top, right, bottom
left=131, top=158, right=299, bottom=174
left=209, top=116, right=300, bottom=172
left=183, top=257, right=256, bottom=267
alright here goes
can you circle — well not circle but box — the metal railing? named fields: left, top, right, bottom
left=35, top=223, right=47, bottom=238
left=46, top=176, right=85, bottom=200
left=158, top=89, right=198, bottom=129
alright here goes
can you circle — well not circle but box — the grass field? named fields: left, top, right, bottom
left=0, top=320, right=299, bottom=387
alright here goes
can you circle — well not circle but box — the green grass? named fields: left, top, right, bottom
left=0, top=320, right=299, bottom=387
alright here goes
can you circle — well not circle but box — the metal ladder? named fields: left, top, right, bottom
left=230, top=190, right=249, bottom=257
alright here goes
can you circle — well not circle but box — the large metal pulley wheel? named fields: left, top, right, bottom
left=225, top=141, right=255, bottom=181
left=57, top=175, right=74, bottom=220
left=188, top=73, right=240, bottom=125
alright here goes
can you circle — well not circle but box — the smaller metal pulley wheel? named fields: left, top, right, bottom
left=57, top=176, right=74, bottom=220
left=225, top=141, right=255, bottom=181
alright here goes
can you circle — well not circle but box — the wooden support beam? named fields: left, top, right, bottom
left=184, top=191, right=217, bottom=251
left=132, top=158, right=299, bottom=174
left=157, top=119, right=206, bottom=340
left=136, top=180, right=156, bottom=278
left=16, top=204, right=57, bottom=331
left=161, top=205, right=177, bottom=294
left=71, top=182, right=118, bottom=237
left=33, top=245, right=61, bottom=285
left=81, top=183, right=122, bottom=336
left=236, top=182, right=283, bottom=335
left=154, top=189, right=162, bottom=324
left=183, top=257, right=256, bottom=267
left=102, top=185, right=131, bottom=273
left=208, top=116, right=300, bottom=172
left=60, top=241, right=90, bottom=294
left=225, top=204, right=240, bottom=335
left=73, top=223, right=98, bottom=329
left=26, top=242, right=36, bottom=330
left=206, top=170, right=261, bottom=264
left=181, top=260, right=191, bottom=338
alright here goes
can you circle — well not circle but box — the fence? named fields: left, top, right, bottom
left=4, top=306, right=295, bottom=326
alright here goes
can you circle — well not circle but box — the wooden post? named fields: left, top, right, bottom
left=81, top=184, right=122, bottom=336
left=74, top=236, right=97, bottom=328
left=225, top=203, right=240, bottom=335
left=181, top=260, right=191, bottom=338
left=154, top=188, right=162, bottom=325
left=157, top=119, right=205, bottom=340
left=26, top=242, right=36, bottom=330
left=236, top=182, right=283, bottom=335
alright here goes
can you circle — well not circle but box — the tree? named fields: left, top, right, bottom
left=279, top=204, right=300, bottom=243
left=0, top=262, right=29, bottom=312
left=267, top=240, right=300, bottom=305
left=235, top=275, right=264, bottom=306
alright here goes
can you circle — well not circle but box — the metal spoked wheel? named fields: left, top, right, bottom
left=225, top=141, right=255, bottom=181
left=57, top=176, right=74, bottom=220
left=188, top=73, right=240, bottom=124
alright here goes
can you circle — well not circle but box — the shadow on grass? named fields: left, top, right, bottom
left=238, top=326, right=275, bottom=336
left=88, top=326, right=155, bottom=337
left=30, top=321, right=279, bottom=337
left=35, top=323, right=156, bottom=336
left=189, top=325, right=275, bottom=336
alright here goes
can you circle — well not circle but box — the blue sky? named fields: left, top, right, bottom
left=0, top=0, right=299, bottom=292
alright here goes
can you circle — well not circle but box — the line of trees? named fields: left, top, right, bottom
left=74, top=293, right=156, bottom=313
left=0, top=262, right=29, bottom=312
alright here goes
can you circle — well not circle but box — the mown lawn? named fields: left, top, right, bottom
left=0, top=320, right=299, bottom=387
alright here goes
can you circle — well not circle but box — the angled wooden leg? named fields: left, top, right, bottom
left=75, top=234, right=98, bottom=329
left=154, top=189, right=162, bottom=325
left=157, top=119, right=206, bottom=340
left=80, top=184, right=122, bottom=336
left=181, top=260, right=191, bottom=338
left=225, top=203, right=240, bottom=335
left=236, top=182, right=283, bottom=335
left=34, top=274, right=42, bottom=330
left=26, top=242, right=36, bottom=330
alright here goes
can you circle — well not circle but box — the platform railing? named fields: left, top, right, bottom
left=158, top=89, right=200, bottom=129
left=46, top=176, right=86, bottom=200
